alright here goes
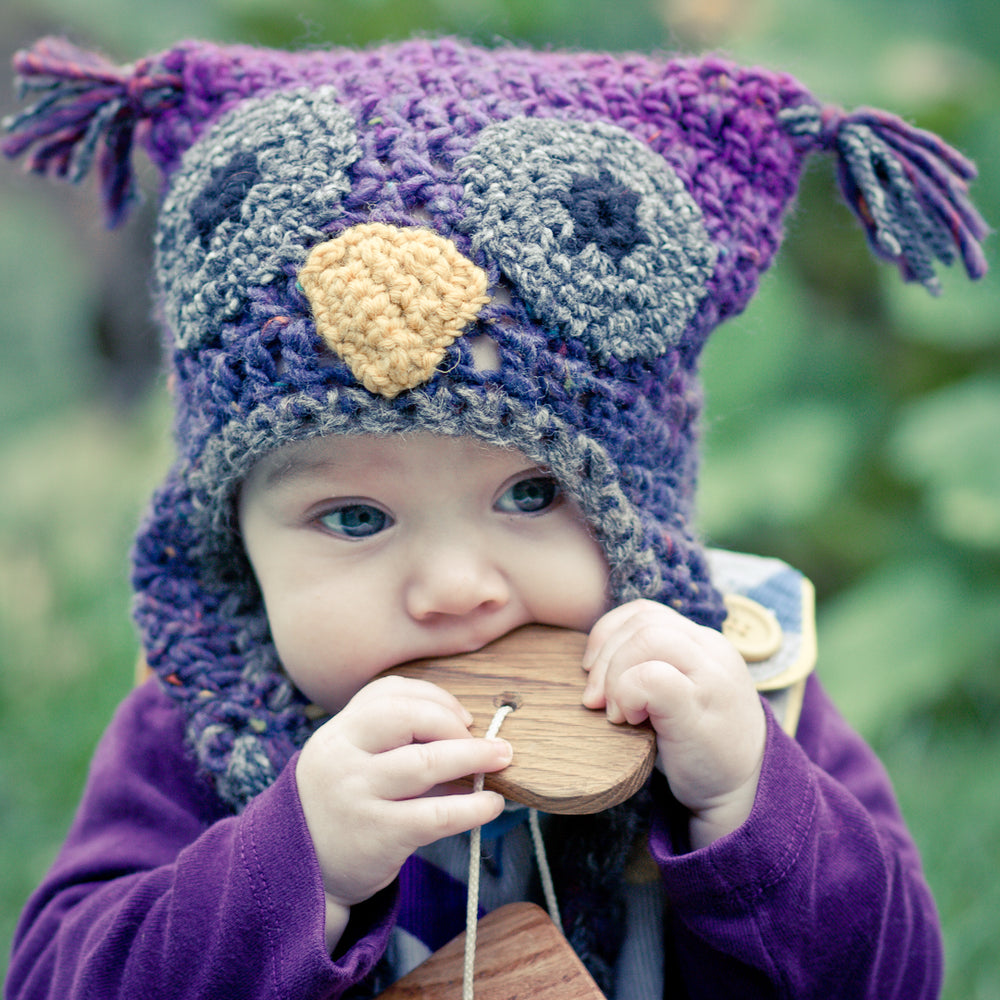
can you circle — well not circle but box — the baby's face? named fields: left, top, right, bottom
left=238, top=433, right=610, bottom=714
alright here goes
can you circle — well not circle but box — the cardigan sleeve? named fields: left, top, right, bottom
left=5, top=681, right=396, bottom=1000
left=649, top=674, right=942, bottom=999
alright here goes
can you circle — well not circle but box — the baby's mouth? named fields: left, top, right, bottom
left=420, top=618, right=531, bottom=662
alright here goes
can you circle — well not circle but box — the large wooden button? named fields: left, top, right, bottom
left=722, top=594, right=783, bottom=662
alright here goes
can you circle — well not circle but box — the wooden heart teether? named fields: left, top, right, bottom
left=382, top=624, right=657, bottom=815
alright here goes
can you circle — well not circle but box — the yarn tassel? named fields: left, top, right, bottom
left=780, top=103, right=989, bottom=292
left=1, top=37, right=181, bottom=226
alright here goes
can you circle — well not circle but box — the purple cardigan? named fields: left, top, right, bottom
left=4, top=675, right=941, bottom=999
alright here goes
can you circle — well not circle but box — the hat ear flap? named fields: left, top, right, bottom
left=2, top=37, right=183, bottom=226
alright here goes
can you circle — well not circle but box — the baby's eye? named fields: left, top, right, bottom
left=496, top=476, right=560, bottom=514
left=319, top=504, right=391, bottom=538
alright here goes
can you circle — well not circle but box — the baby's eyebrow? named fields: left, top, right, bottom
left=258, top=451, right=342, bottom=491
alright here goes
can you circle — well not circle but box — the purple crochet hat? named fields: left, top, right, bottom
left=4, top=36, right=988, bottom=812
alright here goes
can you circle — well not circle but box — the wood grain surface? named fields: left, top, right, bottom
left=382, top=624, right=656, bottom=815
left=376, top=902, right=605, bottom=999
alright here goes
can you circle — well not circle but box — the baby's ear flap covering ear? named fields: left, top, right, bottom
left=2, top=36, right=184, bottom=226
left=636, top=57, right=988, bottom=351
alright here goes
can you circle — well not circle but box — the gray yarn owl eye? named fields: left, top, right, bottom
left=457, top=117, right=717, bottom=362
left=155, top=87, right=360, bottom=352
left=190, top=150, right=262, bottom=249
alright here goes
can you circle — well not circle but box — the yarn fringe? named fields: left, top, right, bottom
left=781, top=103, right=989, bottom=292
left=1, top=37, right=181, bottom=226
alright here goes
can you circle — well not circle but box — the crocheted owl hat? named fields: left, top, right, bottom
left=4, top=37, right=987, bottom=815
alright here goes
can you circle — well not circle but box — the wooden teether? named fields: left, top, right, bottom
left=383, top=624, right=657, bottom=815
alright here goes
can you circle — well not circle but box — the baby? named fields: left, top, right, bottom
left=3, top=34, right=986, bottom=1000
left=241, top=430, right=763, bottom=956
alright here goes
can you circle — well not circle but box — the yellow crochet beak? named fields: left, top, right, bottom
left=297, top=223, right=491, bottom=399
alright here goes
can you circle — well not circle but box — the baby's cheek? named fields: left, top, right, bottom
left=265, top=606, right=338, bottom=707
left=548, top=529, right=610, bottom=629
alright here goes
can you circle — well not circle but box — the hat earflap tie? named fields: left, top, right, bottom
left=780, top=103, right=989, bottom=292
left=1, top=37, right=182, bottom=226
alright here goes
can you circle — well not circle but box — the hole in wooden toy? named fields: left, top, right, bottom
left=494, top=691, right=522, bottom=710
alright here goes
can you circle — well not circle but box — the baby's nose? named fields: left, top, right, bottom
left=297, top=222, right=490, bottom=398
left=404, top=544, right=510, bottom=621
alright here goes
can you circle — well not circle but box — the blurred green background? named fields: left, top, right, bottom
left=1, top=0, right=998, bottom=996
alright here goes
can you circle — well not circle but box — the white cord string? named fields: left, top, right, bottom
left=463, top=704, right=563, bottom=1000
left=464, top=704, right=514, bottom=1000
left=529, top=807, right=563, bottom=934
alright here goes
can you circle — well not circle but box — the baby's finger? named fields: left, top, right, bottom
left=581, top=603, right=653, bottom=707
left=354, top=674, right=474, bottom=723
left=583, top=602, right=698, bottom=710
left=582, top=601, right=648, bottom=671
left=371, top=737, right=513, bottom=800
left=598, top=624, right=708, bottom=722
left=336, top=690, right=475, bottom=755
left=392, top=788, right=507, bottom=847
left=612, top=659, right=693, bottom=726
left=581, top=654, right=610, bottom=710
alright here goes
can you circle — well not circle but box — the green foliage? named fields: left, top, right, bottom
left=1, top=1, right=998, bottom=996
left=0, top=191, right=97, bottom=425
left=890, top=377, right=1000, bottom=550
left=0, top=399, right=171, bottom=969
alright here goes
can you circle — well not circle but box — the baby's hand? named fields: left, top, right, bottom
left=581, top=600, right=766, bottom=849
left=295, top=676, right=510, bottom=950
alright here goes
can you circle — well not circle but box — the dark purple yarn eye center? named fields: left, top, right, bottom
left=191, top=150, right=261, bottom=247
left=556, top=169, right=649, bottom=263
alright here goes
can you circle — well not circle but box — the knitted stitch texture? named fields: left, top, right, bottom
left=299, top=222, right=490, bottom=397
left=118, top=41, right=836, bottom=808
left=4, top=34, right=988, bottom=995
